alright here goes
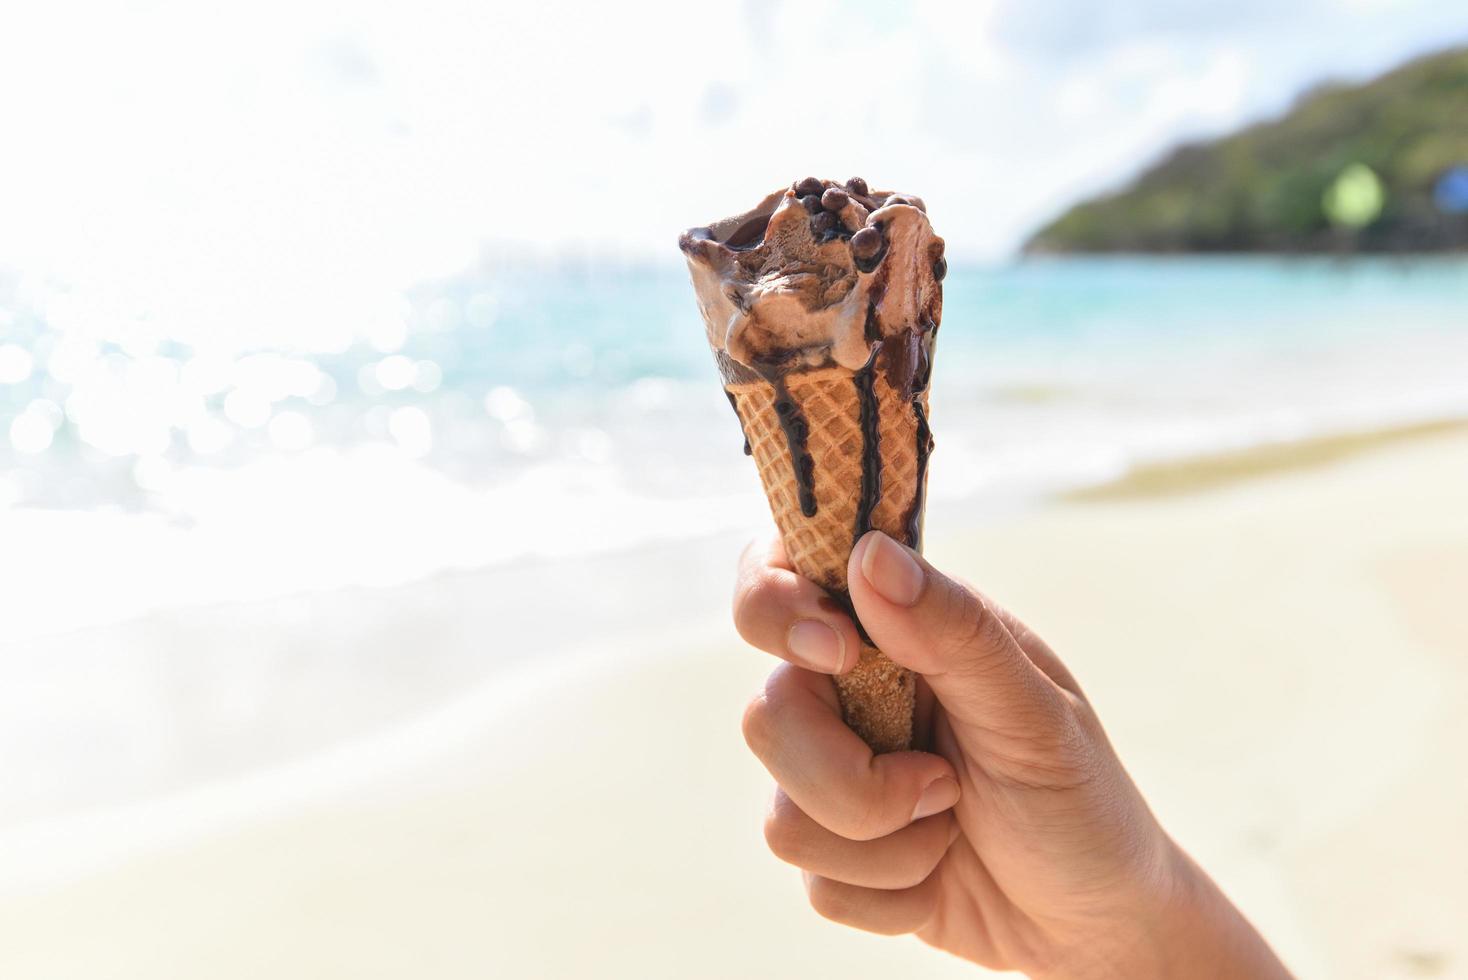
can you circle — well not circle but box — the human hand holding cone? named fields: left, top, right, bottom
left=680, top=177, right=945, bottom=752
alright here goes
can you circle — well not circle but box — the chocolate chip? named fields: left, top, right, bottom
left=932, top=257, right=947, bottom=281
left=883, top=194, right=908, bottom=208
left=810, top=210, right=838, bottom=237
left=820, top=187, right=849, bottom=212
left=850, top=226, right=883, bottom=263
left=800, top=194, right=822, bottom=214
left=846, top=176, right=869, bottom=197
left=795, top=176, right=824, bottom=197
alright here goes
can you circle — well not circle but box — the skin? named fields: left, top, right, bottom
left=734, top=530, right=1293, bottom=979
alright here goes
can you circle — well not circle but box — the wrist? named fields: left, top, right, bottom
left=1037, top=838, right=1291, bottom=980
left=1153, top=845, right=1292, bottom=980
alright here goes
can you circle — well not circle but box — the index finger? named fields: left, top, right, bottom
left=733, top=536, right=862, bottom=675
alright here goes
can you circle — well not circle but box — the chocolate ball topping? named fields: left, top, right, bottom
left=850, top=226, right=883, bottom=261
left=820, top=187, right=849, bottom=212
left=810, top=210, right=839, bottom=237
left=794, top=176, right=824, bottom=197
left=845, top=176, right=869, bottom=197
left=800, top=194, right=822, bottom=214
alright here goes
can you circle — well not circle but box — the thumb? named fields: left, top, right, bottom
left=848, top=532, right=1081, bottom=779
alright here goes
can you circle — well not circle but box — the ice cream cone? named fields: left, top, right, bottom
left=725, top=348, right=931, bottom=752
left=681, top=176, right=946, bottom=753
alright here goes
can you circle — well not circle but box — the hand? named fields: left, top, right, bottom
left=733, top=530, right=1291, bottom=979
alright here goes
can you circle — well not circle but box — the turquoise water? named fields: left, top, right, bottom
left=410, top=253, right=1468, bottom=391
left=1, top=255, right=1466, bottom=563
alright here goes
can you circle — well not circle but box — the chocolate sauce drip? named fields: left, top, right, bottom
left=862, top=302, right=880, bottom=345
left=852, top=348, right=883, bottom=545
left=910, top=321, right=937, bottom=395
left=768, top=375, right=817, bottom=518
left=879, top=331, right=919, bottom=399
left=905, top=399, right=933, bottom=550
left=744, top=355, right=819, bottom=518
left=899, top=325, right=938, bottom=549
left=724, top=389, right=751, bottom=455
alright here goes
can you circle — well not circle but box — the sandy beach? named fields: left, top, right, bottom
left=2, top=427, right=1465, bottom=980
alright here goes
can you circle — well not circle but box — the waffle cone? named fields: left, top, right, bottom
left=727, top=351, right=930, bottom=753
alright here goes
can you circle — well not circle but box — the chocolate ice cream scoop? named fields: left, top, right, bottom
left=679, top=178, right=945, bottom=398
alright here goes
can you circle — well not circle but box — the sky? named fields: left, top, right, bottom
left=1, top=0, right=1466, bottom=352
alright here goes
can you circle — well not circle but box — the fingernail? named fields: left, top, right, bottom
left=860, top=532, right=924, bottom=607
left=786, top=620, right=846, bottom=673
left=912, top=777, right=960, bottom=821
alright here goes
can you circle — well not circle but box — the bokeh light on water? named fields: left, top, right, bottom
left=5, top=256, right=1468, bottom=531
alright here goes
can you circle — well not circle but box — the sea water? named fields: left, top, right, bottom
left=2, top=255, right=1467, bottom=641
left=2, top=254, right=1467, bottom=865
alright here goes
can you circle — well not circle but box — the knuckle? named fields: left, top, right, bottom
left=762, top=797, right=805, bottom=863
left=806, top=876, right=857, bottom=924
left=935, top=583, right=1004, bottom=668
left=731, top=571, right=782, bottom=644
left=904, top=824, right=955, bottom=887
left=740, top=691, right=774, bottom=753
left=901, top=880, right=940, bottom=933
left=985, top=710, right=1102, bottom=792
left=730, top=575, right=764, bottom=638
left=889, top=852, right=940, bottom=890
left=742, top=667, right=798, bottom=757
left=1066, top=690, right=1105, bottom=738
left=1035, top=704, right=1094, bottom=767
left=1055, top=712, right=1103, bottom=775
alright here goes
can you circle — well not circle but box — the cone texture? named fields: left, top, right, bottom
left=727, top=358, right=929, bottom=752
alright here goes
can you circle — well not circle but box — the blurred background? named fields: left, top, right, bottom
left=2, top=3, right=1466, bottom=978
